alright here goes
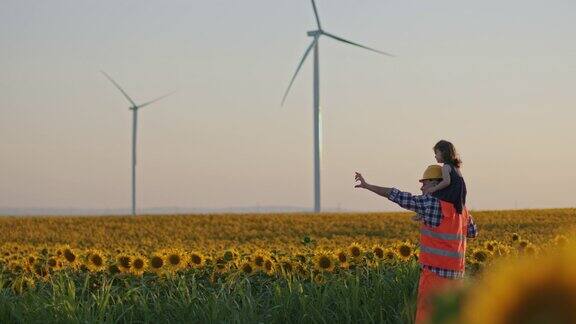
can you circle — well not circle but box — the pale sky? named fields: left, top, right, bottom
left=1, top=0, right=575, bottom=212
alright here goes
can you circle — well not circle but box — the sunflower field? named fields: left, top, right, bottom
left=0, top=208, right=575, bottom=323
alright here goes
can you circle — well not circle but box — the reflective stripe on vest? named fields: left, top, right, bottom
left=420, top=228, right=465, bottom=241
left=420, top=244, right=464, bottom=258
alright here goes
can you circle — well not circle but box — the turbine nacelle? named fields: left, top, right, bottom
left=307, top=30, right=322, bottom=37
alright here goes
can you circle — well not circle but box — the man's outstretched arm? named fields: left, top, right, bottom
left=355, top=172, right=437, bottom=222
left=355, top=172, right=393, bottom=197
left=354, top=172, right=392, bottom=198
left=363, top=184, right=393, bottom=198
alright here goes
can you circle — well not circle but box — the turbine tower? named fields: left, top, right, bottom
left=281, top=0, right=393, bottom=213
left=102, top=71, right=174, bottom=216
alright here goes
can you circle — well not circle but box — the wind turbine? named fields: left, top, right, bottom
left=281, top=0, right=393, bottom=213
left=101, top=71, right=174, bottom=216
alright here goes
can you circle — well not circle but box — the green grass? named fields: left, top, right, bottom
left=0, top=262, right=420, bottom=324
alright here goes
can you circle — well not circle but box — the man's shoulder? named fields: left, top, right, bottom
left=417, top=192, right=440, bottom=202
left=391, top=189, right=439, bottom=204
left=421, top=194, right=441, bottom=207
left=394, top=188, right=435, bottom=198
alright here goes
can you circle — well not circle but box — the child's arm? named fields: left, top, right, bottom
left=425, top=164, right=451, bottom=194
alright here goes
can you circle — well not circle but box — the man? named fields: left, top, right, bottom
left=354, top=165, right=478, bottom=324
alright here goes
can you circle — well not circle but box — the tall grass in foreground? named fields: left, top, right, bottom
left=0, top=262, right=420, bottom=324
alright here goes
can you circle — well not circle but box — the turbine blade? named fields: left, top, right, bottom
left=101, top=71, right=137, bottom=107
left=137, top=91, right=176, bottom=109
left=281, top=39, right=317, bottom=106
left=311, top=0, right=322, bottom=30
left=322, top=31, right=394, bottom=57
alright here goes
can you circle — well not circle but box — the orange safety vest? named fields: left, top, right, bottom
left=419, top=200, right=468, bottom=271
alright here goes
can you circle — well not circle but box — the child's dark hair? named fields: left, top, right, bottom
left=433, top=140, right=462, bottom=168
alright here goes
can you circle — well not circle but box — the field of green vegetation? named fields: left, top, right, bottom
left=1, top=208, right=574, bottom=323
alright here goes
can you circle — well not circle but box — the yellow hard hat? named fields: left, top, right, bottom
left=420, top=165, right=442, bottom=182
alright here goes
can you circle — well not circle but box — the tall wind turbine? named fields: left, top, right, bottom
left=102, top=71, right=174, bottom=216
left=281, top=0, right=393, bottom=213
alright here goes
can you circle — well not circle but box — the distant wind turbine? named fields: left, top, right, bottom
left=281, top=0, right=394, bottom=213
left=101, top=71, right=175, bottom=216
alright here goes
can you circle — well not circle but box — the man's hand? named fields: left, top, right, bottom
left=354, top=173, right=392, bottom=198
left=354, top=172, right=369, bottom=189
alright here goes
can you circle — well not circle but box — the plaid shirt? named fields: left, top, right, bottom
left=388, top=188, right=478, bottom=279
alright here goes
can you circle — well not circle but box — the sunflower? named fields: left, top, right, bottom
left=63, top=247, right=77, bottom=264
left=462, top=244, right=576, bottom=324
left=189, top=252, right=205, bottom=268
left=252, top=250, right=268, bottom=268
left=472, top=248, right=490, bottom=263
left=511, top=233, right=521, bottom=243
left=372, top=245, right=385, bottom=260
left=85, top=250, right=106, bottom=272
left=167, top=252, right=182, bottom=267
left=295, top=264, right=309, bottom=278
left=313, top=250, right=334, bottom=272
left=279, top=259, right=293, bottom=274
left=117, top=253, right=132, bottom=272
left=222, top=249, right=239, bottom=262
left=165, top=249, right=188, bottom=271
left=33, top=263, right=49, bottom=278
left=518, top=240, right=530, bottom=250
left=214, top=256, right=226, bottom=267
left=214, top=259, right=228, bottom=273
left=203, top=256, right=213, bottom=267
left=130, top=255, right=147, bottom=276
left=295, top=253, right=307, bottom=263
left=25, top=254, right=37, bottom=266
left=108, top=264, right=121, bottom=275
left=484, top=240, right=497, bottom=252
left=335, top=250, right=348, bottom=264
left=149, top=253, right=165, bottom=273
left=240, top=261, right=254, bottom=274
left=263, top=259, right=275, bottom=275
left=397, top=242, right=414, bottom=261
left=348, top=242, right=363, bottom=259
left=47, top=257, right=62, bottom=271
left=384, top=248, right=398, bottom=261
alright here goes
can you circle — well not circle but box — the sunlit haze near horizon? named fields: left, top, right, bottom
left=1, top=0, right=575, bottom=213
